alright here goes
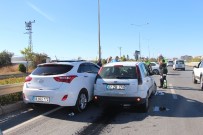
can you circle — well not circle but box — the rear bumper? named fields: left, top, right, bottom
left=93, top=95, right=146, bottom=105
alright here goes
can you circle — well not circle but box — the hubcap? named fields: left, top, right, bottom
left=79, top=93, right=87, bottom=110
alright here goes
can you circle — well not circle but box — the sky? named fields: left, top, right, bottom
left=0, top=0, right=203, bottom=60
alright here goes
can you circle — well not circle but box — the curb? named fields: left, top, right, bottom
left=0, top=101, right=26, bottom=116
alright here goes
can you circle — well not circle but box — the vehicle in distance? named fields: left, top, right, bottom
left=23, top=60, right=100, bottom=112
left=173, top=59, right=185, bottom=70
left=150, top=62, right=160, bottom=75
left=192, top=60, right=203, bottom=90
left=94, top=61, right=157, bottom=112
left=167, top=60, right=174, bottom=67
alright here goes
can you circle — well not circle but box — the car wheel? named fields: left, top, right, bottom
left=192, top=73, right=197, bottom=84
left=75, top=91, right=88, bottom=113
left=200, top=76, right=203, bottom=90
left=151, top=83, right=157, bottom=96
left=141, top=96, right=149, bottom=113
left=153, top=69, right=159, bottom=75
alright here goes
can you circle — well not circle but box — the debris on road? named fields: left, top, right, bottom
left=68, top=112, right=75, bottom=117
left=155, top=91, right=165, bottom=96
left=153, top=106, right=170, bottom=112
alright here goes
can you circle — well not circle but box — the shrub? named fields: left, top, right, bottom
left=0, top=92, right=22, bottom=106
left=18, top=64, right=26, bottom=73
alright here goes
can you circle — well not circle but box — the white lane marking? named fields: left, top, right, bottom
left=0, top=109, right=33, bottom=124
left=169, top=84, right=178, bottom=100
left=3, top=106, right=63, bottom=134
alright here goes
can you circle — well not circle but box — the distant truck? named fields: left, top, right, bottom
left=192, top=60, right=203, bottom=90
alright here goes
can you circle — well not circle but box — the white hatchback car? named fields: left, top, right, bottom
left=94, top=61, right=157, bottom=112
left=150, top=62, right=160, bottom=75
left=23, top=60, right=100, bottom=112
left=173, top=59, right=185, bottom=70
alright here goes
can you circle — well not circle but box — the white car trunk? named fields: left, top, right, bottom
left=26, top=75, right=63, bottom=90
left=95, top=78, right=138, bottom=96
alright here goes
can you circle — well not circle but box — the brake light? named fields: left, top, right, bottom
left=54, top=75, right=77, bottom=83
left=136, top=65, right=142, bottom=85
left=25, top=76, right=32, bottom=82
left=61, top=95, right=68, bottom=101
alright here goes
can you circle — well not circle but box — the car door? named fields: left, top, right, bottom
left=194, top=61, right=203, bottom=80
left=78, top=63, right=99, bottom=100
left=140, top=63, right=153, bottom=95
left=197, top=61, right=203, bottom=80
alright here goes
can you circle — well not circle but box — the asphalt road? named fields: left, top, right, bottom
left=1, top=66, right=203, bottom=135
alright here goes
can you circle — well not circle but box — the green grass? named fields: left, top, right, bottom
left=0, top=77, right=25, bottom=85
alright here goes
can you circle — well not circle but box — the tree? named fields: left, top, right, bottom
left=121, top=55, right=127, bottom=61
left=33, top=53, right=48, bottom=67
left=20, top=46, right=34, bottom=62
left=0, top=50, right=14, bottom=67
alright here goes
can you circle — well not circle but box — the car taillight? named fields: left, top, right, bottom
left=25, top=76, right=32, bottom=82
left=61, top=95, right=68, bottom=101
left=136, top=65, right=142, bottom=85
left=54, top=75, right=77, bottom=83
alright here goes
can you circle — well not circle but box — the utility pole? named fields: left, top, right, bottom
left=119, top=47, right=122, bottom=58
left=98, top=0, right=101, bottom=60
left=131, top=23, right=149, bottom=61
left=25, top=20, right=35, bottom=52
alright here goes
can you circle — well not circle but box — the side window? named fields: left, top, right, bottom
left=78, top=63, right=90, bottom=73
left=140, top=64, right=148, bottom=77
left=90, top=63, right=100, bottom=73
left=200, top=62, right=203, bottom=68
left=150, top=63, right=155, bottom=66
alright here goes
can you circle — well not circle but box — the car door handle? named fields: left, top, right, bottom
left=84, top=76, right=88, bottom=77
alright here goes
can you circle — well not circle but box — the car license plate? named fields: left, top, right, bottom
left=106, top=85, right=125, bottom=90
left=34, top=96, right=50, bottom=103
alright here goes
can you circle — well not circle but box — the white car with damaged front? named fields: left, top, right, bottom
left=23, top=60, right=100, bottom=112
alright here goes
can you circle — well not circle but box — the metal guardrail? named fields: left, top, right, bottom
left=0, top=73, right=28, bottom=80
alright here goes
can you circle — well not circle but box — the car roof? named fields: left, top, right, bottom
left=38, top=60, right=92, bottom=67
left=103, top=61, right=141, bottom=67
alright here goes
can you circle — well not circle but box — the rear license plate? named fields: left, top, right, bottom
left=106, top=85, right=125, bottom=90
left=34, top=96, right=50, bottom=103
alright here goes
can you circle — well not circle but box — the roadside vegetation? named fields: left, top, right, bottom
left=0, top=92, right=22, bottom=106
left=0, top=77, right=25, bottom=85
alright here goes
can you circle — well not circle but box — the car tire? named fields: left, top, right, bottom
left=153, top=69, right=159, bottom=75
left=200, top=76, right=203, bottom=90
left=151, top=83, right=157, bottom=96
left=75, top=90, right=88, bottom=113
left=141, top=96, right=149, bottom=113
left=192, top=73, right=197, bottom=84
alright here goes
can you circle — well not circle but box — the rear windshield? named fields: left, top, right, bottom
left=32, top=64, right=73, bottom=75
left=176, top=61, right=184, bottom=64
left=98, top=66, right=137, bottom=79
